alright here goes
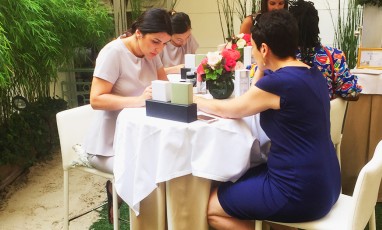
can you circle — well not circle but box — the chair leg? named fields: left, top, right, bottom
left=63, top=170, right=69, bottom=230
left=112, top=179, right=119, bottom=230
left=336, top=138, right=342, bottom=169
left=255, top=220, right=262, bottom=230
left=369, top=209, right=376, bottom=230
left=336, top=140, right=343, bottom=192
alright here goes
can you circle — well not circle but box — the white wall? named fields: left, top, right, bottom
left=174, top=0, right=349, bottom=53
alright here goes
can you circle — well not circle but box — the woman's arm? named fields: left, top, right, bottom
left=332, top=50, right=362, bottom=100
left=89, top=77, right=151, bottom=110
left=164, top=64, right=185, bottom=74
left=157, top=67, right=168, bottom=80
left=194, top=85, right=280, bottom=119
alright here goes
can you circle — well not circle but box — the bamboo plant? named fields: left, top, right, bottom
left=216, top=0, right=260, bottom=42
left=334, top=0, right=363, bottom=69
left=0, top=0, right=114, bottom=165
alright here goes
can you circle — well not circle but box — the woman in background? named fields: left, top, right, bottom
left=240, top=0, right=288, bottom=34
left=289, top=0, right=362, bottom=100
left=160, top=11, right=199, bottom=74
left=84, top=8, right=172, bottom=224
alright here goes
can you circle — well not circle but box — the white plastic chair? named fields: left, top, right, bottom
left=329, top=98, right=348, bottom=168
left=255, top=140, right=382, bottom=230
left=56, top=104, right=119, bottom=229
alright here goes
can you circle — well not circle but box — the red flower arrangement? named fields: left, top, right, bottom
left=196, top=33, right=251, bottom=82
left=197, top=48, right=241, bottom=81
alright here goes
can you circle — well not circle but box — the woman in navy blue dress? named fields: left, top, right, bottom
left=194, top=10, right=341, bottom=229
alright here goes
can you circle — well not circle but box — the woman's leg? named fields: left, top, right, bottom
left=207, top=188, right=255, bottom=230
left=87, top=154, right=123, bottom=224
left=87, top=154, right=114, bottom=174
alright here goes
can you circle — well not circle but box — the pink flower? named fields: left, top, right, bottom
left=224, top=58, right=237, bottom=72
left=221, top=49, right=241, bottom=62
left=196, top=48, right=241, bottom=81
left=196, top=58, right=208, bottom=75
left=243, top=34, right=251, bottom=43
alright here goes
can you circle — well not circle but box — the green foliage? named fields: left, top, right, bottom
left=235, top=0, right=249, bottom=23
left=0, top=97, right=67, bottom=166
left=90, top=203, right=130, bottom=230
left=0, top=0, right=113, bottom=166
left=0, top=19, right=13, bottom=87
left=216, top=0, right=261, bottom=41
left=0, top=0, right=113, bottom=102
left=252, top=0, right=261, bottom=13
left=130, top=0, right=142, bottom=21
left=217, top=0, right=235, bottom=40
left=334, top=0, right=363, bottom=69
left=356, top=0, right=382, bottom=7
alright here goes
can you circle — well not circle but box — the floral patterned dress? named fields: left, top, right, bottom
left=296, top=45, right=362, bottom=100
left=248, top=45, right=362, bottom=100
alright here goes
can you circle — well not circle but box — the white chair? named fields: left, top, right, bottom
left=330, top=98, right=348, bottom=167
left=255, top=140, right=382, bottom=230
left=56, top=104, right=119, bottom=229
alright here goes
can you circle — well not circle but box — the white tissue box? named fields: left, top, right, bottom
left=152, top=80, right=171, bottom=102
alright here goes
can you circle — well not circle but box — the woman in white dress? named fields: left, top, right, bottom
left=160, top=11, right=199, bottom=74
left=84, top=8, right=172, bottom=224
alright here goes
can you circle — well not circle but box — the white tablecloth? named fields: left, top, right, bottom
left=352, top=68, right=382, bottom=94
left=113, top=107, right=255, bottom=215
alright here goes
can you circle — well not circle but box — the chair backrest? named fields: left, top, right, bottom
left=329, top=98, right=347, bottom=145
left=351, top=140, right=382, bottom=229
left=56, top=105, right=97, bottom=170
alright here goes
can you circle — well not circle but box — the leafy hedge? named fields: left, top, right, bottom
left=0, top=97, right=68, bottom=166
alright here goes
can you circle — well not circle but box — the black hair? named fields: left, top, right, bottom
left=168, top=11, right=191, bottom=34
left=289, top=0, right=320, bottom=65
left=261, top=0, right=289, bottom=13
left=251, top=9, right=298, bottom=58
left=129, top=8, right=173, bottom=36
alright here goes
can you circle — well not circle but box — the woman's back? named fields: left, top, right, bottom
left=255, top=66, right=341, bottom=221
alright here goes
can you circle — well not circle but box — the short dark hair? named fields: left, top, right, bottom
left=251, top=9, right=298, bottom=58
left=261, top=0, right=289, bottom=13
left=168, top=11, right=191, bottom=34
left=289, top=0, right=320, bottom=49
left=130, top=8, right=173, bottom=36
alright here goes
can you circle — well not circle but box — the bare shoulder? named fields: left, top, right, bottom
left=240, top=16, right=254, bottom=34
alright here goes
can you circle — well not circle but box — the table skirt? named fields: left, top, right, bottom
left=341, top=95, right=382, bottom=202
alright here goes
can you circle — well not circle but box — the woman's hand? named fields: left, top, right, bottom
left=141, top=85, right=152, bottom=100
